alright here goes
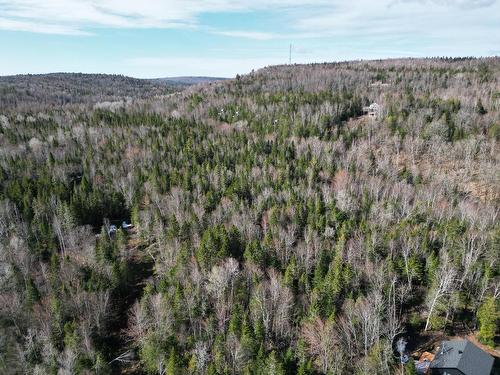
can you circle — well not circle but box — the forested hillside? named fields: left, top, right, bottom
left=0, top=73, right=180, bottom=111
left=0, top=58, right=499, bottom=374
left=155, top=77, right=227, bottom=86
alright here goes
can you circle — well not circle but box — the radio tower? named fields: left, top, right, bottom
left=289, top=44, right=292, bottom=64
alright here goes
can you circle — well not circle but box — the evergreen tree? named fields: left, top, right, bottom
left=166, top=348, right=180, bottom=375
left=263, top=351, right=285, bottom=375
left=477, top=296, right=498, bottom=347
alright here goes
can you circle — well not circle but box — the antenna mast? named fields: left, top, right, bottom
left=289, top=44, right=292, bottom=64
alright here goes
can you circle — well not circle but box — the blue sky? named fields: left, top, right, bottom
left=0, top=0, right=499, bottom=78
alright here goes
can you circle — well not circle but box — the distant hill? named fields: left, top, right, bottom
left=0, top=73, right=181, bottom=111
left=0, top=73, right=228, bottom=111
left=155, top=76, right=228, bottom=86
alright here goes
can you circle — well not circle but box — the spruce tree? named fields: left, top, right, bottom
left=477, top=296, right=498, bottom=347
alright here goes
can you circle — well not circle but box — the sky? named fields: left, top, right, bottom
left=0, top=0, right=499, bottom=78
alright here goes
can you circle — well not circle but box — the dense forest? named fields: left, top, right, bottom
left=0, top=58, right=499, bottom=374
left=0, top=73, right=185, bottom=111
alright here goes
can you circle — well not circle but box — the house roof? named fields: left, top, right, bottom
left=430, top=339, right=494, bottom=375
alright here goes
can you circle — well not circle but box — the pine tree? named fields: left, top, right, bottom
left=477, top=296, right=498, bottom=347
left=166, top=348, right=179, bottom=375
left=241, top=318, right=257, bottom=359
left=263, top=351, right=285, bottom=375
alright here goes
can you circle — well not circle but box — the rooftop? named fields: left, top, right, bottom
left=430, top=340, right=494, bottom=375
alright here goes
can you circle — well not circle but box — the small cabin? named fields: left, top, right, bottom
left=362, top=103, right=380, bottom=118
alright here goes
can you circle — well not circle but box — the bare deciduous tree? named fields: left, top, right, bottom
left=425, top=256, right=457, bottom=331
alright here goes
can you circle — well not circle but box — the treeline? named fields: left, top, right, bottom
left=0, top=58, right=498, bottom=374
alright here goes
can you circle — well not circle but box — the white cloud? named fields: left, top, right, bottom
left=212, top=30, right=278, bottom=40
left=294, top=0, right=500, bottom=42
left=0, top=16, right=90, bottom=35
left=0, top=0, right=330, bottom=35
left=396, top=0, right=497, bottom=8
left=0, top=0, right=498, bottom=48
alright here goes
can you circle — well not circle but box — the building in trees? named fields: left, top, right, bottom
left=362, top=102, right=380, bottom=118
left=429, top=340, right=494, bottom=375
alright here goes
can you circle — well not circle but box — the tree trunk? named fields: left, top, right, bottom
left=425, top=291, right=440, bottom=331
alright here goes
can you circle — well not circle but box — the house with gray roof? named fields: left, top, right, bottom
left=429, top=339, right=494, bottom=375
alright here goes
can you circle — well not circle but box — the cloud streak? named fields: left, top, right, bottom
left=0, top=0, right=498, bottom=45
left=0, top=0, right=329, bottom=34
left=396, top=0, right=497, bottom=8
left=0, top=16, right=90, bottom=35
left=212, top=30, right=279, bottom=40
